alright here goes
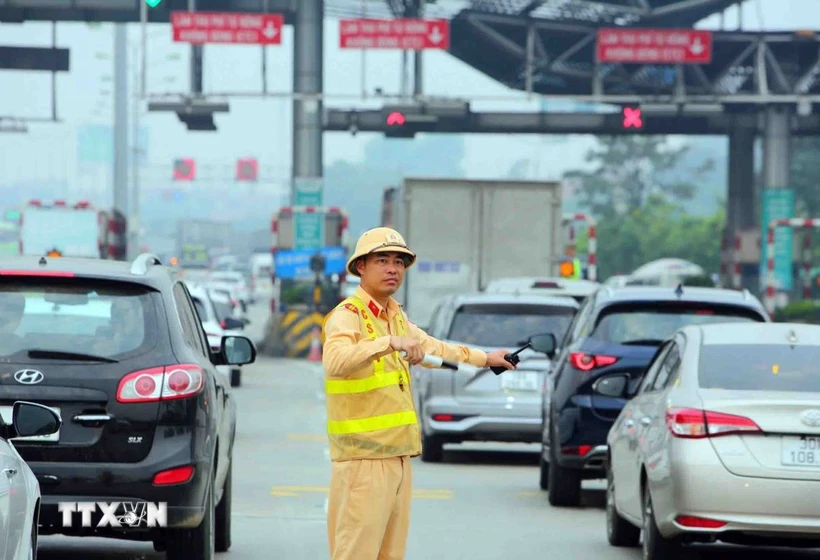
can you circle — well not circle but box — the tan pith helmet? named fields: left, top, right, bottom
left=346, top=227, right=417, bottom=277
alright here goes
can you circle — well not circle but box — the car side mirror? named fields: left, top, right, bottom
left=593, top=374, right=630, bottom=398
left=220, top=335, right=257, bottom=366
left=9, top=401, right=61, bottom=439
left=527, top=332, right=557, bottom=358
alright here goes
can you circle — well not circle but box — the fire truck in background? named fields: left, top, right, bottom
left=18, top=200, right=127, bottom=259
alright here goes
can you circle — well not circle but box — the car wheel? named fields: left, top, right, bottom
left=642, top=487, right=681, bottom=560
left=215, top=461, right=233, bottom=552
left=538, top=444, right=550, bottom=490
left=166, top=477, right=215, bottom=560
left=606, top=465, right=640, bottom=547
left=547, top=435, right=582, bottom=507
left=230, top=368, right=241, bottom=388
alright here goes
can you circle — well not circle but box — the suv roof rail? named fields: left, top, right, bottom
left=131, top=253, right=162, bottom=276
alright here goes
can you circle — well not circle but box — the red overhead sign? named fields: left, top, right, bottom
left=339, top=18, right=450, bottom=50
left=596, top=28, right=712, bottom=64
left=171, top=12, right=283, bottom=45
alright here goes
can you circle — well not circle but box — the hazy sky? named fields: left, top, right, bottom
left=0, top=0, right=817, bottom=201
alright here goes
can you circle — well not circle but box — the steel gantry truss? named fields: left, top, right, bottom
left=449, top=13, right=820, bottom=103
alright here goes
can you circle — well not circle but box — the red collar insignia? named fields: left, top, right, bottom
left=367, top=300, right=380, bottom=317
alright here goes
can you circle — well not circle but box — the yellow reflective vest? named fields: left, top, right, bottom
left=323, top=295, right=421, bottom=461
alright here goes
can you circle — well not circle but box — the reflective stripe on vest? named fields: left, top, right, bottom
left=325, top=296, right=416, bottom=437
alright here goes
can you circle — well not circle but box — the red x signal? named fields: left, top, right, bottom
left=622, top=107, right=643, bottom=129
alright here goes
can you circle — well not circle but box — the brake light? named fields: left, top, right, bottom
left=153, top=465, right=195, bottom=486
left=675, top=515, right=727, bottom=529
left=220, top=320, right=227, bottom=329
left=432, top=414, right=454, bottom=421
left=117, top=364, right=205, bottom=403
left=561, top=445, right=593, bottom=456
left=569, top=352, right=618, bottom=371
left=665, top=408, right=762, bottom=439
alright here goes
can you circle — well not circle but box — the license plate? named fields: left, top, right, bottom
left=0, top=405, right=61, bottom=442
left=500, top=371, right=540, bottom=392
left=781, top=436, right=820, bottom=467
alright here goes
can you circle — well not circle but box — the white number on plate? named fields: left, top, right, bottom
left=782, top=436, right=820, bottom=467
left=501, top=372, right=539, bottom=392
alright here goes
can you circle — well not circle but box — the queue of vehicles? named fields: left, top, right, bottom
left=410, top=268, right=820, bottom=559
left=0, top=252, right=256, bottom=559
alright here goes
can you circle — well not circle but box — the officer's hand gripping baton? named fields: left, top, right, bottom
left=400, top=352, right=478, bottom=373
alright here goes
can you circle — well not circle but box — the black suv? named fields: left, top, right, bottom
left=540, top=285, right=769, bottom=507
left=0, top=254, right=255, bottom=558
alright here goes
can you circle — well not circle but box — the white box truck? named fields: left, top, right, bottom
left=385, top=178, right=564, bottom=328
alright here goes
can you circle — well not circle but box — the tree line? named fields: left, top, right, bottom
left=564, top=136, right=820, bottom=281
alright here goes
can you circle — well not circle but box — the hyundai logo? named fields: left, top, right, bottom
left=13, top=369, right=44, bottom=385
left=800, top=409, right=820, bottom=428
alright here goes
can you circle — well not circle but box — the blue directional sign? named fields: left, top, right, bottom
left=274, top=246, right=346, bottom=279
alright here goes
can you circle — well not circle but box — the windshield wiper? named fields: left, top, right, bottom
left=27, top=349, right=119, bottom=363
left=621, top=339, right=665, bottom=346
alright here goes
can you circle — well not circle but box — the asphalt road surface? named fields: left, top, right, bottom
left=38, top=305, right=820, bottom=559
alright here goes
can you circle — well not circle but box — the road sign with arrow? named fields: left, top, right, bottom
left=339, top=18, right=450, bottom=50
left=595, top=29, right=712, bottom=64
left=171, top=11, right=283, bottom=45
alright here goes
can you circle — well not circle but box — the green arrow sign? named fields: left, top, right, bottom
left=294, top=212, right=324, bottom=251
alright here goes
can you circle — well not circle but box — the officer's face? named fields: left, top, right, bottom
left=357, top=252, right=406, bottom=296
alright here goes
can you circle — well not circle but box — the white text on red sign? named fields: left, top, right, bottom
left=171, top=11, right=283, bottom=45
left=596, top=29, right=712, bottom=64
left=339, top=18, right=450, bottom=50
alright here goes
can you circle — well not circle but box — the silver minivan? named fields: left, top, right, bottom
left=412, top=292, right=579, bottom=462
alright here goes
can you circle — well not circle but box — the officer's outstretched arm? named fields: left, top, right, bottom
left=403, top=313, right=487, bottom=368
left=322, top=306, right=395, bottom=378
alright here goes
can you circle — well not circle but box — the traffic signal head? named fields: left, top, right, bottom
left=236, top=158, right=258, bottom=182
left=173, top=158, right=196, bottom=181
left=622, top=107, right=643, bottom=129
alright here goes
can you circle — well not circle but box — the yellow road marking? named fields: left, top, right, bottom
left=287, top=434, right=327, bottom=442
left=270, top=486, right=453, bottom=500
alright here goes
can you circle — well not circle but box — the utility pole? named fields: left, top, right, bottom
left=113, top=24, right=129, bottom=259
left=189, top=0, right=203, bottom=95
left=130, top=46, right=142, bottom=259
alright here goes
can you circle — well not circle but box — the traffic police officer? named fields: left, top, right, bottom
left=322, top=227, right=516, bottom=560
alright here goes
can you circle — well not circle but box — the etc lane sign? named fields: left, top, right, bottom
left=339, top=18, right=450, bottom=50
left=293, top=178, right=323, bottom=206
left=596, top=29, right=712, bottom=64
left=294, top=211, right=325, bottom=251
left=172, top=12, right=283, bottom=45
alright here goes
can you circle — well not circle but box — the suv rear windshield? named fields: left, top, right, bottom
left=0, top=280, right=157, bottom=359
left=447, top=304, right=576, bottom=347
left=590, top=303, right=765, bottom=345
left=699, top=344, right=820, bottom=392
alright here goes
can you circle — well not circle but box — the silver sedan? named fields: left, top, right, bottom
left=0, top=401, right=62, bottom=559
left=603, top=322, right=820, bottom=560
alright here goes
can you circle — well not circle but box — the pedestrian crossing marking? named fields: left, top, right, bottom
left=270, top=486, right=453, bottom=500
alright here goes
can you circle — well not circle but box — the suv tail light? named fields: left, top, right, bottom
left=117, top=364, right=205, bottom=403
left=569, top=352, right=618, bottom=371
left=666, top=408, right=762, bottom=439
